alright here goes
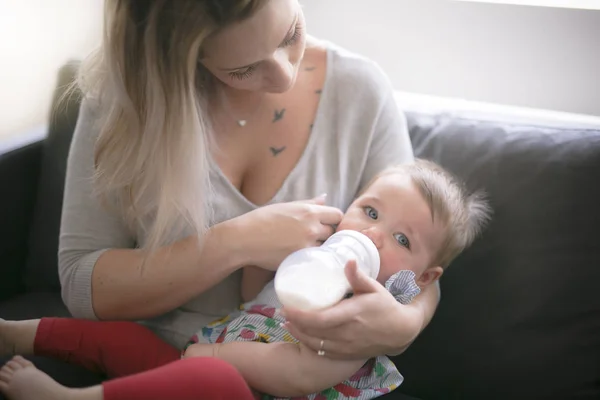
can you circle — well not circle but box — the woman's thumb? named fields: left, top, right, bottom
left=345, top=260, right=381, bottom=295
left=305, top=193, right=327, bottom=205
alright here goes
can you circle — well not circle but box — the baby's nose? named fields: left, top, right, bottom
left=361, top=227, right=383, bottom=249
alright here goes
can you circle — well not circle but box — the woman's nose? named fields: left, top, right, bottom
left=361, top=227, right=383, bottom=249
left=264, top=52, right=295, bottom=92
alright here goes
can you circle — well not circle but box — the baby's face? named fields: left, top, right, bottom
left=337, top=172, right=445, bottom=286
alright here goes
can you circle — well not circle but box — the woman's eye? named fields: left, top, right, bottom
left=282, top=23, right=303, bottom=47
left=394, top=233, right=411, bottom=249
left=364, top=206, right=378, bottom=220
left=228, top=65, right=256, bottom=80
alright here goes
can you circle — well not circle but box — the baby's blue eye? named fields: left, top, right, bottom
left=394, top=233, right=410, bottom=249
left=364, top=206, right=378, bottom=220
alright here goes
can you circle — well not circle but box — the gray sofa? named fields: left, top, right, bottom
left=1, top=63, right=599, bottom=399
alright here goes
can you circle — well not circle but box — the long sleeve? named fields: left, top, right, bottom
left=58, top=98, right=135, bottom=319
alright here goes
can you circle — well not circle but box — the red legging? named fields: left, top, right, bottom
left=33, top=318, right=255, bottom=400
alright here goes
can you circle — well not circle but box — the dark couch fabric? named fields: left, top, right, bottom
left=1, top=65, right=599, bottom=399
left=392, top=113, right=600, bottom=399
left=23, top=62, right=82, bottom=292
left=0, top=140, right=41, bottom=302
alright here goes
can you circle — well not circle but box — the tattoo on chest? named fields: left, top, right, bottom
left=315, top=89, right=322, bottom=94
left=270, top=146, right=286, bottom=156
left=273, top=109, right=286, bottom=122
left=310, top=123, right=314, bottom=131
left=305, top=66, right=316, bottom=71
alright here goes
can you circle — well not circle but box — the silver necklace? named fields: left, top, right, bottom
left=218, top=88, right=266, bottom=127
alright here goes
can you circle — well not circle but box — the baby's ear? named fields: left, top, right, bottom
left=416, top=266, right=444, bottom=287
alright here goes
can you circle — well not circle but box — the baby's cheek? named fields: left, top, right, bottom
left=377, top=250, right=400, bottom=282
left=336, top=217, right=357, bottom=232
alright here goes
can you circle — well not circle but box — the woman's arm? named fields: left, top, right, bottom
left=88, top=221, right=247, bottom=320
left=59, top=100, right=246, bottom=321
left=241, top=266, right=275, bottom=303
left=387, top=280, right=440, bottom=355
left=413, top=280, right=441, bottom=331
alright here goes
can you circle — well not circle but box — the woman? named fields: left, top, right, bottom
left=1, top=0, right=440, bottom=399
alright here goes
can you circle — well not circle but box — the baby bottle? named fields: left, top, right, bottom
left=274, top=230, right=380, bottom=311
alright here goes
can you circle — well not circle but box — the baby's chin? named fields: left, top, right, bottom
left=375, top=269, right=393, bottom=285
left=375, top=275, right=388, bottom=285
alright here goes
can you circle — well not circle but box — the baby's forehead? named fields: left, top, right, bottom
left=358, top=176, right=413, bottom=212
left=366, top=171, right=411, bottom=194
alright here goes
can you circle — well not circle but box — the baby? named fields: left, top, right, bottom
left=183, top=158, right=492, bottom=399
left=0, top=159, right=491, bottom=400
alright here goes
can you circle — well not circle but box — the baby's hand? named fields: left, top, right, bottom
left=182, top=343, right=219, bottom=359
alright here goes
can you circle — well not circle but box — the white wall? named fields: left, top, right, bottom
left=1, top=0, right=598, bottom=141
left=0, top=0, right=103, bottom=138
left=301, top=0, right=600, bottom=116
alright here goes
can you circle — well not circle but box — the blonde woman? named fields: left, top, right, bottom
left=0, top=0, right=440, bottom=399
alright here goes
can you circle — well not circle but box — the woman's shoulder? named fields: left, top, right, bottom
left=66, top=94, right=105, bottom=159
left=322, top=40, right=395, bottom=101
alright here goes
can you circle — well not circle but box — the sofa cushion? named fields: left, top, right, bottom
left=391, top=110, right=600, bottom=399
left=23, top=62, right=81, bottom=292
left=0, top=139, right=42, bottom=301
left=0, top=292, right=73, bottom=320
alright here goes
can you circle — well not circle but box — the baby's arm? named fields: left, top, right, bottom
left=184, top=341, right=366, bottom=398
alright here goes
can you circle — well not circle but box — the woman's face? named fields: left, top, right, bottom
left=201, top=0, right=306, bottom=93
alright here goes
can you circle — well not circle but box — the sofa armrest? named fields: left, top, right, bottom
left=0, top=127, right=45, bottom=301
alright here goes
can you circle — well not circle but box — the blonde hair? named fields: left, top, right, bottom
left=378, top=159, right=492, bottom=268
left=66, top=0, right=266, bottom=252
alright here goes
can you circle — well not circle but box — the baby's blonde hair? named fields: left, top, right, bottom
left=376, top=159, right=492, bottom=268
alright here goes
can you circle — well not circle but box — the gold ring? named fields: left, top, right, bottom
left=317, top=339, right=325, bottom=356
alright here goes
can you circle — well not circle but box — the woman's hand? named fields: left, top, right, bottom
left=237, top=195, right=344, bottom=270
left=280, top=261, right=426, bottom=360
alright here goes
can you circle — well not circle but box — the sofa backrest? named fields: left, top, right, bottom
left=23, top=62, right=81, bottom=291
left=391, top=98, right=600, bottom=399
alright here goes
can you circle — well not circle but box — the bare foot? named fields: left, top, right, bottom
left=0, top=356, right=103, bottom=400
left=0, top=356, right=73, bottom=400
